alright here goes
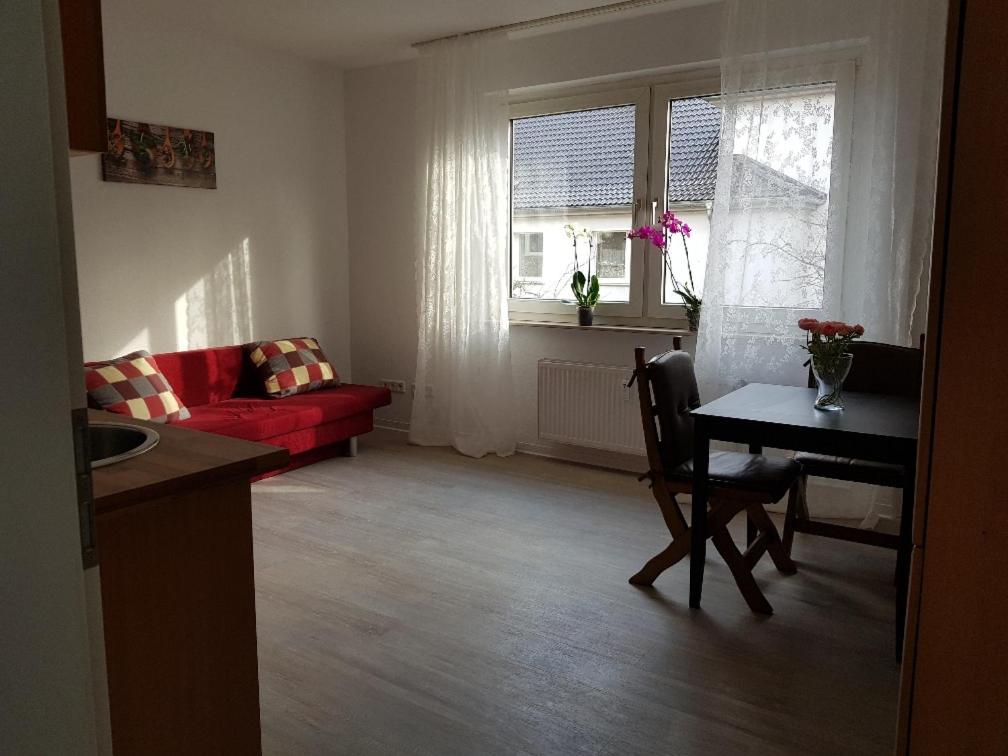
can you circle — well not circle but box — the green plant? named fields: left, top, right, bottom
left=566, top=225, right=600, bottom=308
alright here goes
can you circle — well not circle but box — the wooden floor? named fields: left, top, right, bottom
left=252, top=431, right=900, bottom=755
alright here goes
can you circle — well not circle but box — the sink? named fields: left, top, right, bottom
left=89, top=422, right=160, bottom=468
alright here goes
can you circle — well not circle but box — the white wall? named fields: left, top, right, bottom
left=70, top=0, right=352, bottom=375
left=1, top=0, right=100, bottom=750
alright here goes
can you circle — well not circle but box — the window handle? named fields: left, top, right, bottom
left=651, top=199, right=658, bottom=225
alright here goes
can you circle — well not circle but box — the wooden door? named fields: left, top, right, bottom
left=898, top=1, right=1008, bottom=752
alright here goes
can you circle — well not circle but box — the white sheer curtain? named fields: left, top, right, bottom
left=696, top=0, right=946, bottom=522
left=409, top=35, right=517, bottom=458
left=696, top=0, right=947, bottom=399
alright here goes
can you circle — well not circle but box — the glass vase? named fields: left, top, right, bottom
left=811, top=352, right=853, bottom=411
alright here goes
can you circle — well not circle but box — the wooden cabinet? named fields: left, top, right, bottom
left=58, top=0, right=107, bottom=153
left=90, top=411, right=288, bottom=755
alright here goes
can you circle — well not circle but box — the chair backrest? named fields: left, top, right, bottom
left=634, top=343, right=699, bottom=473
left=806, top=338, right=924, bottom=399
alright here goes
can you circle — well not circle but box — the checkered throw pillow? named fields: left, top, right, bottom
left=246, top=337, right=340, bottom=398
left=85, top=350, right=191, bottom=423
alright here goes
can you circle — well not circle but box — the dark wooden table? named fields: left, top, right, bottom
left=689, top=383, right=920, bottom=656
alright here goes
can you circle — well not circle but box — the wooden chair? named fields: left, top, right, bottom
left=629, top=344, right=800, bottom=614
left=783, top=339, right=925, bottom=556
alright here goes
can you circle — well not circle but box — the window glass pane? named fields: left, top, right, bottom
left=662, top=96, right=720, bottom=305
left=661, top=86, right=836, bottom=308
left=511, top=105, right=635, bottom=302
left=724, top=84, right=836, bottom=308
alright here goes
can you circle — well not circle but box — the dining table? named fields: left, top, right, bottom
left=688, top=382, right=920, bottom=658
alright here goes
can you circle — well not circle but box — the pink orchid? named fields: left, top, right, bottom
left=660, top=210, right=682, bottom=234
left=659, top=211, right=692, bottom=238
left=628, top=219, right=700, bottom=315
left=627, top=224, right=666, bottom=250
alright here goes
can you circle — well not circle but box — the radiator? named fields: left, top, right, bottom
left=537, top=359, right=644, bottom=454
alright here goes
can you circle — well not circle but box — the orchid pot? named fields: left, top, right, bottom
left=566, top=225, right=600, bottom=327
left=685, top=303, right=701, bottom=332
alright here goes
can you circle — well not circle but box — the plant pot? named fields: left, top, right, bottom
left=811, top=352, right=853, bottom=411
left=577, top=306, right=594, bottom=326
left=686, top=307, right=700, bottom=333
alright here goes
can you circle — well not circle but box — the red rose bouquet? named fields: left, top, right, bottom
left=798, top=319, right=865, bottom=410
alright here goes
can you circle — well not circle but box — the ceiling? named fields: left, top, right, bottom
left=156, top=0, right=615, bottom=70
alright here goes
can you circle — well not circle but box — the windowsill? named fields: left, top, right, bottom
left=510, top=319, right=692, bottom=336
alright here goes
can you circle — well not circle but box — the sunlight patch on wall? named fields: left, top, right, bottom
left=114, top=327, right=150, bottom=357
left=174, top=238, right=254, bottom=350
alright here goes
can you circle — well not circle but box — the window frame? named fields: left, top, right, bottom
left=508, top=87, right=650, bottom=320
left=646, top=75, right=721, bottom=320
left=506, top=59, right=857, bottom=328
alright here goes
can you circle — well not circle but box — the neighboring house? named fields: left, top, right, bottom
left=510, top=97, right=829, bottom=306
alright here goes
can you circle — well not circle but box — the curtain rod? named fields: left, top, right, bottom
left=412, top=0, right=688, bottom=49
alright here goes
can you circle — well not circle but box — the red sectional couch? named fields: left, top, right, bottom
left=95, top=345, right=391, bottom=479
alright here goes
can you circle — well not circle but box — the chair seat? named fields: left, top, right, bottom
left=669, top=451, right=800, bottom=502
left=795, top=452, right=905, bottom=488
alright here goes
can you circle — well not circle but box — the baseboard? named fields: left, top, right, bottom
left=374, top=416, right=646, bottom=473
left=515, top=440, right=646, bottom=474
left=374, top=417, right=410, bottom=433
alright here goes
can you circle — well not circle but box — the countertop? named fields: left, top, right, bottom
left=89, top=409, right=288, bottom=514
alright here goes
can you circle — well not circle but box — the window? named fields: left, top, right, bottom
left=509, top=95, right=646, bottom=311
left=715, top=83, right=838, bottom=310
left=514, top=232, right=543, bottom=279
left=595, top=232, right=629, bottom=280
left=659, top=95, right=720, bottom=305
left=510, top=69, right=852, bottom=325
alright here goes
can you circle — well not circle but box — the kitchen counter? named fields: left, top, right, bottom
left=89, top=408, right=288, bottom=513
left=88, top=408, right=287, bottom=755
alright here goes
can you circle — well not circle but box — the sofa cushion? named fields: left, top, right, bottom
left=174, top=384, right=391, bottom=441
left=246, top=338, right=340, bottom=398
left=85, top=350, right=191, bottom=423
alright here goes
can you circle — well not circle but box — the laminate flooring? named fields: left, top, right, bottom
left=253, top=431, right=899, bottom=755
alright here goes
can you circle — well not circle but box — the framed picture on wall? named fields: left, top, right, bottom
left=102, top=118, right=216, bottom=189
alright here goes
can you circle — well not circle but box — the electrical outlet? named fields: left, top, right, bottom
left=380, top=378, right=407, bottom=394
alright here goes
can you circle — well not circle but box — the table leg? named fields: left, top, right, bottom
left=690, top=425, right=710, bottom=609
left=747, top=443, right=763, bottom=546
left=895, top=455, right=916, bottom=660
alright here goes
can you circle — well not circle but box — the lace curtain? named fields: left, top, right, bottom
left=696, top=0, right=947, bottom=399
left=696, top=0, right=946, bottom=523
left=409, top=36, right=517, bottom=458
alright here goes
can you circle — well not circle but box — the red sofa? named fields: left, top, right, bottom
left=93, top=345, right=391, bottom=479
